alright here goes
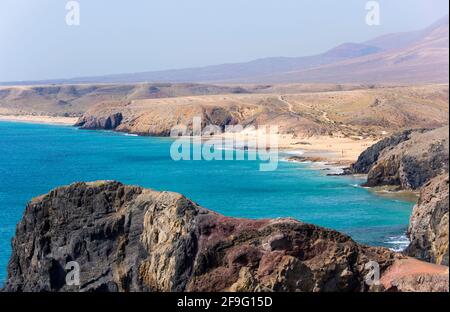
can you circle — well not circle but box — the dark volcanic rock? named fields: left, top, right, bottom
left=75, top=112, right=123, bottom=130
left=2, top=181, right=407, bottom=292
left=351, top=129, right=427, bottom=174
left=351, top=127, right=449, bottom=268
left=352, top=127, right=449, bottom=190
left=406, top=174, right=449, bottom=266
left=3, top=181, right=448, bottom=292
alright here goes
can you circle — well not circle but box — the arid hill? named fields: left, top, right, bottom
left=75, top=85, right=449, bottom=139
left=0, top=82, right=376, bottom=117
left=0, top=83, right=252, bottom=117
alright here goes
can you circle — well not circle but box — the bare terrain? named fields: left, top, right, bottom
left=0, top=82, right=376, bottom=117
left=2, top=82, right=448, bottom=164
left=75, top=84, right=449, bottom=146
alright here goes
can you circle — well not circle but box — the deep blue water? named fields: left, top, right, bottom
left=0, top=121, right=414, bottom=283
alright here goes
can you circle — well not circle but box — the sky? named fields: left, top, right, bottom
left=0, top=0, right=448, bottom=82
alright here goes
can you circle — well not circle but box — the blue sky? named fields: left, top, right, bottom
left=0, top=0, right=448, bottom=82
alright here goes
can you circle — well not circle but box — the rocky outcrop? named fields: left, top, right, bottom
left=350, top=127, right=449, bottom=267
left=406, top=174, right=449, bottom=266
left=75, top=111, right=123, bottom=130
left=351, top=129, right=427, bottom=174
left=3, top=181, right=448, bottom=292
left=73, top=95, right=332, bottom=137
left=380, top=257, right=449, bottom=292
left=352, top=127, right=449, bottom=190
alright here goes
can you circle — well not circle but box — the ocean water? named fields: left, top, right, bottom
left=0, top=122, right=414, bottom=284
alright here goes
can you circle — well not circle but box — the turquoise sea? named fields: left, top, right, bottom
left=0, top=121, right=414, bottom=284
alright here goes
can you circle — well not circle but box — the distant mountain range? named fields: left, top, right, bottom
left=3, top=15, right=448, bottom=86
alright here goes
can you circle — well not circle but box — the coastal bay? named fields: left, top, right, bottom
left=0, top=121, right=415, bottom=284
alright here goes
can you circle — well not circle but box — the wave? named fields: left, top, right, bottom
left=385, top=234, right=410, bottom=252
left=284, top=150, right=304, bottom=156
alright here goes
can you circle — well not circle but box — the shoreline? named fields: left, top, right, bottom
left=0, top=117, right=416, bottom=255
left=0, top=114, right=377, bottom=166
left=0, top=115, right=78, bottom=126
left=216, top=130, right=378, bottom=166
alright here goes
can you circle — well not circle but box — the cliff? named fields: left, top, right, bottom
left=352, top=127, right=449, bottom=190
left=406, top=174, right=449, bottom=266
left=74, top=85, right=449, bottom=140
left=350, top=127, right=449, bottom=267
left=3, top=181, right=448, bottom=292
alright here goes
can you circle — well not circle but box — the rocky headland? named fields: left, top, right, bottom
left=349, top=126, right=449, bottom=268
left=351, top=127, right=449, bottom=190
left=3, top=181, right=448, bottom=292
left=406, top=174, right=449, bottom=266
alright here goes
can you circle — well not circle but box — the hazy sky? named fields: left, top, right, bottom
left=0, top=0, right=448, bottom=82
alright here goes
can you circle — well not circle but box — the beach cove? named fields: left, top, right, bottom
left=0, top=121, right=415, bottom=284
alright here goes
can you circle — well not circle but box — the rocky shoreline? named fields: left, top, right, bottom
left=1, top=125, right=448, bottom=292
left=281, top=127, right=449, bottom=268
left=348, top=127, right=449, bottom=267
left=2, top=181, right=448, bottom=292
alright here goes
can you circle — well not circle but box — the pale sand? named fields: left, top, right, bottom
left=217, top=130, right=378, bottom=165
left=0, top=115, right=377, bottom=164
left=285, top=136, right=377, bottom=165
left=0, top=115, right=78, bottom=125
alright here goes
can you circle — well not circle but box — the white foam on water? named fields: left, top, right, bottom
left=284, top=150, right=304, bottom=156
left=385, top=235, right=410, bottom=252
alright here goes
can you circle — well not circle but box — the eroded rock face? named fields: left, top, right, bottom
left=75, top=112, right=123, bottom=130
left=351, top=129, right=427, bottom=174
left=4, top=181, right=448, bottom=292
left=406, top=174, right=449, bottom=266
left=352, top=127, right=449, bottom=190
left=2, top=181, right=406, bottom=292
left=350, top=127, right=449, bottom=269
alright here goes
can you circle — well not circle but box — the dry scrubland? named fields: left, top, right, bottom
left=1, top=83, right=448, bottom=163
left=0, top=83, right=372, bottom=117
left=72, top=84, right=449, bottom=139
left=73, top=84, right=448, bottom=163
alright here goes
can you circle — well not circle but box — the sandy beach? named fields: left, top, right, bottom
left=283, top=136, right=377, bottom=165
left=0, top=115, right=78, bottom=125
left=0, top=114, right=378, bottom=165
left=218, top=130, right=378, bottom=165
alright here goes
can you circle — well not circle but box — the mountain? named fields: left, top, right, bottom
left=262, top=15, right=449, bottom=84
left=2, top=16, right=448, bottom=85
left=42, top=42, right=382, bottom=85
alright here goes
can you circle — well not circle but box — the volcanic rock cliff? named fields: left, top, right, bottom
left=350, top=127, right=449, bottom=267
left=3, top=181, right=448, bottom=292
left=351, top=126, right=449, bottom=190
left=406, top=174, right=449, bottom=266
